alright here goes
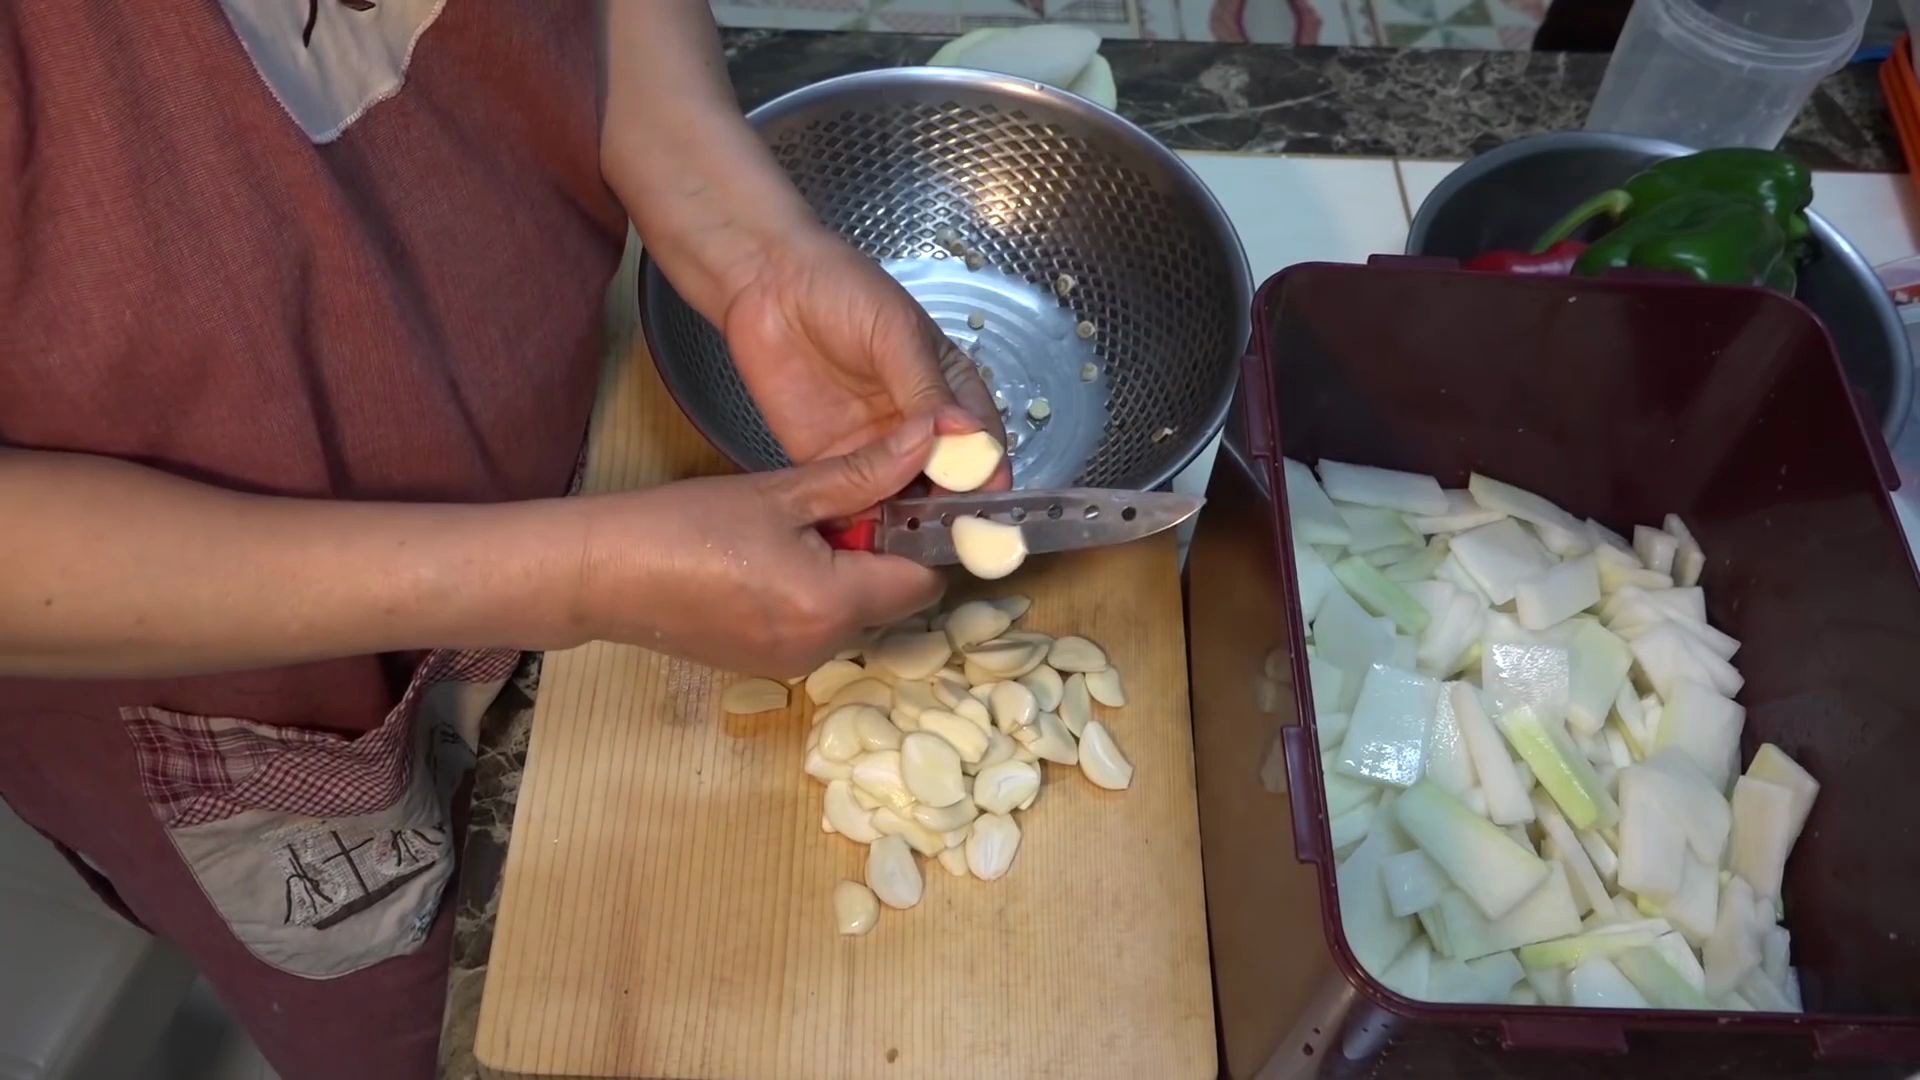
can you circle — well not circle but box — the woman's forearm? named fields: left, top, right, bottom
left=0, top=450, right=586, bottom=678
left=597, top=0, right=818, bottom=321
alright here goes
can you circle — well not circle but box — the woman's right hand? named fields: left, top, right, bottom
left=561, top=415, right=947, bottom=678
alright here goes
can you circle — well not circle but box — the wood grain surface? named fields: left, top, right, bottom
left=473, top=245, right=1215, bottom=1080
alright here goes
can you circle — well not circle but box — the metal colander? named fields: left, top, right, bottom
left=642, top=67, right=1251, bottom=490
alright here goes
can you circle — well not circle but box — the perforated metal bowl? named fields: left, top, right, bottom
left=642, top=67, right=1252, bottom=490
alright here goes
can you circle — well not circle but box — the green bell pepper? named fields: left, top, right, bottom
left=1534, top=148, right=1813, bottom=252
left=1572, top=192, right=1795, bottom=292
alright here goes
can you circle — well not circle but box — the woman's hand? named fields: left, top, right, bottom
left=564, top=415, right=945, bottom=677
left=719, top=225, right=1011, bottom=486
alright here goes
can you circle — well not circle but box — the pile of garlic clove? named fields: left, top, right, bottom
left=725, top=595, right=1135, bottom=936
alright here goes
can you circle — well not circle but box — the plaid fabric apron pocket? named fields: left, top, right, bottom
left=122, top=649, right=517, bottom=979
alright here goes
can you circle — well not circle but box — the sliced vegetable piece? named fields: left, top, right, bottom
left=1613, top=947, right=1710, bottom=1008
left=1514, top=555, right=1601, bottom=632
left=1336, top=503, right=1423, bottom=554
left=1497, top=705, right=1618, bottom=831
left=1632, top=525, right=1680, bottom=576
left=1334, top=556, right=1431, bottom=634
left=1729, top=776, right=1799, bottom=900
left=1655, top=678, right=1745, bottom=790
left=1448, top=519, right=1554, bottom=605
left=1283, top=458, right=1352, bottom=546
left=1379, top=938, right=1434, bottom=999
left=1395, top=780, right=1548, bottom=920
left=1568, top=956, right=1652, bottom=1008
left=1467, top=473, right=1585, bottom=537
left=1745, top=744, right=1819, bottom=843
left=1423, top=684, right=1478, bottom=795
left=1337, top=826, right=1417, bottom=976
left=1451, top=684, right=1535, bottom=825
left=1336, top=665, right=1440, bottom=788
left=1564, top=619, right=1632, bottom=736
left=1437, top=862, right=1582, bottom=959
left=1317, top=459, right=1449, bottom=515
left=1704, top=876, right=1763, bottom=997
left=1664, top=513, right=1706, bottom=587
left=1312, top=585, right=1395, bottom=710
left=1382, top=849, right=1449, bottom=917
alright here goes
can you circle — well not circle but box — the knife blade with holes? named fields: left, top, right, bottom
left=820, top=489, right=1203, bottom=566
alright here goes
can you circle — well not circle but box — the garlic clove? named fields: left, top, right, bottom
left=1013, top=744, right=1040, bottom=765
left=849, top=705, right=904, bottom=751
left=872, top=806, right=947, bottom=856
left=944, top=599, right=1013, bottom=649
left=924, top=431, right=1005, bottom=493
left=1017, top=781, right=1040, bottom=812
left=872, top=630, right=954, bottom=680
left=943, top=826, right=971, bottom=850
left=912, top=794, right=978, bottom=832
left=988, top=680, right=1038, bottom=733
left=962, top=659, right=999, bottom=686
left=1047, top=635, right=1108, bottom=673
left=1059, top=672, right=1093, bottom=737
left=954, top=697, right=994, bottom=733
left=990, top=595, right=1033, bottom=621
left=866, top=835, right=923, bottom=909
left=1085, top=667, right=1126, bottom=708
left=826, top=678, right=895, bottom=712
left=824, top=779, right=882, bottom=842
left=850, top=750, right=915, bottom=811
left=851, top=786, right=883, bottom=811
left=804, top=746, right=853, bottom=784
left=1017, top=664, right=1064, bottom=712
left=893, top=680, right=941, bottom=721
left=1076, top=719, right=1134, bottom=790
left=965, top=812, right=1022, bottom=881
left=805, top=659, right=867, bottom=705
left=936, top=845, right=971, bottom=878
left=1026, top=710, right=1079, bottom=765
left=890, top=707, right=921, bottom=733
left=972, top=729, right=1017, bottom=774
left=932, top=672, right=974, bottom=711
left=721, top=677, right=789, bottom=715
left=972, top=759, right=1041, bottom=815
left=822, top=812, right=835, bottom=834
left=964, top=639, right=1045, bottom=677
left=834, top=879, right=881, bottom=935
left=901, top=732, right=967, bottom=807
left=967, top=682, right=996, bottom=705
left=817, top=706, right=866, bottom=762
left=916, top=709, right=990, bottom=764
left=952, top=516, right=1028, bottom=579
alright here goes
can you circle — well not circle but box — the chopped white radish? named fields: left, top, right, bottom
left=1467, top=473, right=1586, bottom=537
left=1663, top=851, right=1720, bottom=945
left=1423, top=686, right=1478, bottom=795
left=1395, top=780, right=1549, bottom=920
left=1617, top=766, right=1688, bottom=901
left=1379, top=939, right=1434, bottom=999
left=1704, top=876, right=1763, bottom=997
left=1664, top=513, right=1706, bottom=587
left=1655, top=678, right=1745, bottom=791
left=1587, top=518, right=1634, bottom=555
left=1481, top=639, right=1571, bottom=725
left=1633, top=525, right=1680, bottom=576
left=923, top=431, right=1004, bottom=492
left=951, top=516, right=1027, bottom=579
left=1335, top=665, right=1440, bottom=788
left=1434, top=553, right=1494, bottom=606
left=1760, top=925, right=1790, bottom=991
left=1564, top=620, right=1632, bottom=736
left=1533, top=794, right=1610, bottom=916
left=1626, top=621, right=1709, bottom=701
left=1318, top=710, right=1351, bottom=746
left=1284, top=458, right=1353, bottom=546
left=1362, top=543, right=1423, bottom=568
left=1383, top=539, right=1450, bottom=582
left=1469, top=951, right=1527, bottom=1000
left=1654, top=930, right=1708, bottom=993
left=1336, top=503, right=1422, bottom=553
left=1333, top=556, right=1431, bottom=635
left=1498, top=705, right=1618, bottom=831
left=1745, top=744, right=1818, bottom=842
left=1599, top=555, right=1674, bottom=594
left=1317, top=460, right=1449, bottom=515
left=1330, top=802, right=1376, bottom=851
left=1313, top=586, right=1395, bottom=709
left=1450, top=684, right=1534, bottom=825
left=1514, top=555, right=1601, bottom=632
left=1615, top=946, right=1711, bottom=1008
left=1729, top=777, right=1799, bottom=900
left=1437, top=863, right=1581, bottom=959
left=1292, top=541, right=1337, bottom=623
left=1382, top=849, right=1449, bottom=917
left=1568, top=956, right=1651, bottom=1008
left=1338, top=827, right=1417, bottom=976
left=1425, top=959, right=1482, bottom=1002
left=1517, top=921, right=1665, bottom=969
left=1449, top=519, right=1554, bottom=605
left=1325, top=766, right=1380, bottom=816
left=1578, top=828, right=1619, bottom=884
left=1533, top=519, right=1595, bottom=558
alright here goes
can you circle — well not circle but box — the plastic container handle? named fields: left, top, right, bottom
left=1238, top=352, right=1276, bottom=463
left=1281, top=725, right=1328, bottom=865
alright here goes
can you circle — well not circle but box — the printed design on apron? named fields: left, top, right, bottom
left=217, top=0, right=448, bottom=144
left=122, top=648, right=518, bottom=978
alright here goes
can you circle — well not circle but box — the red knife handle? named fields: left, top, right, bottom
left=819, top=519, right=878, bottom=552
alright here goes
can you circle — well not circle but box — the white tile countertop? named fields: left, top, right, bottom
left=1170, top=151, right=1920, bottom=569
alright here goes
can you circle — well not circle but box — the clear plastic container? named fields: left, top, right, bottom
left=1585, top=0, right=1871, bottom=149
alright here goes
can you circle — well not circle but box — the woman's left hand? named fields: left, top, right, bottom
left=718, top=225, right=1011, bottom=486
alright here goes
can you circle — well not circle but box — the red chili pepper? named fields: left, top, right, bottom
left=1462, top=239, right=1589, bottom=275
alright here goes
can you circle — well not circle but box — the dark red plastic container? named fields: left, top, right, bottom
left=1237, top=260, right=1920, bottom=1069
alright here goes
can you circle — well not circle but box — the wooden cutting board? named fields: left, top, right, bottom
left=474, top=247, right=1214, bottom=1080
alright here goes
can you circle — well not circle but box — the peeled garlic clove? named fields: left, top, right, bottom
left=805, top=721, right=823, bottom=751
left=988, top=680, right=1038, bottom=733
left=901, top=732, right=967, bottom=807
left=826, top=678, right=894, bottom=712
left=822, top=812, right=835, bottom=834
left=721, top=677, right=789, bottom=715
left=952, top=516, right=1027, bottom=580
left=1077, top=719, right=1134, bottom=790
left=966, top=812, right=1022, bottom=881
left=849, top=706, right=903, bottom=751
left=834, top=880, right=881, bottom=936
left=804, top=746, right=852, bottom=784
left=1085, top=667, right=1126, bottom=708
left=872, top=630, right=953, bottom=680
left=1018, top=664, right=1064, bottom=712
left=817, top=706, right=866, bottom=762
left=1026, top=710, right=1079, bottom=765
left=806, top=660, right=866, bottom=705
left=954, top=697, right=994, bottom=733
left=973, top=759, right=1041, bottom=814
left=1001, top=630, right=1054, bottom=648
left=825, top=779, right=882, bottom=842
left=1013, top=744, right=1039, bottom=765
left=967, top=682, right=996, bottom=705
left=1017, top=781, right=1039, bottom=812
left=890, top=707, right=921, bottom=733
left=893, top=680, right=941, bottom=721
left=965, top=639, right=1044, bottom=677
left=1059, top=672, right=1093, bottom=737
left=912, top=794, right=978, bottom=832
left=872, top=807, right=947, bottom=856
left=923, top=430, right=1004, bottom=493
left=962, top=659, right=998, bottom=686
left=944, top=599, right=1013, bottom=649
left=932, top=672, right=974, bottom=711
left=1048, top=635, right=1108, bottom=673
left=936, top=845, right=970, bottom=878
left=851, top=786, right=883, bottom=811
left=866, top=835, right=923, bottom=909
left=990, top=595, right=1032, bottom=621
left=850, top=750, right=915, bottom=811
left=916, top=709, right=990, bottom=763
left=972, top=729, right=1016, bottom=774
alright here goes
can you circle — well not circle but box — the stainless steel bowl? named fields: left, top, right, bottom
left=1407, top=131, right=1912, bottom=441
left=642, top=67, right=1252, bottom=490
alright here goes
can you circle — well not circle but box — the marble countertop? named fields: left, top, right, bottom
left=438, top=30, right=1906, bottom=1078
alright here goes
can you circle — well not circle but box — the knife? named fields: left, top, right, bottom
left=820, top=489, right=1203, bottom=566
